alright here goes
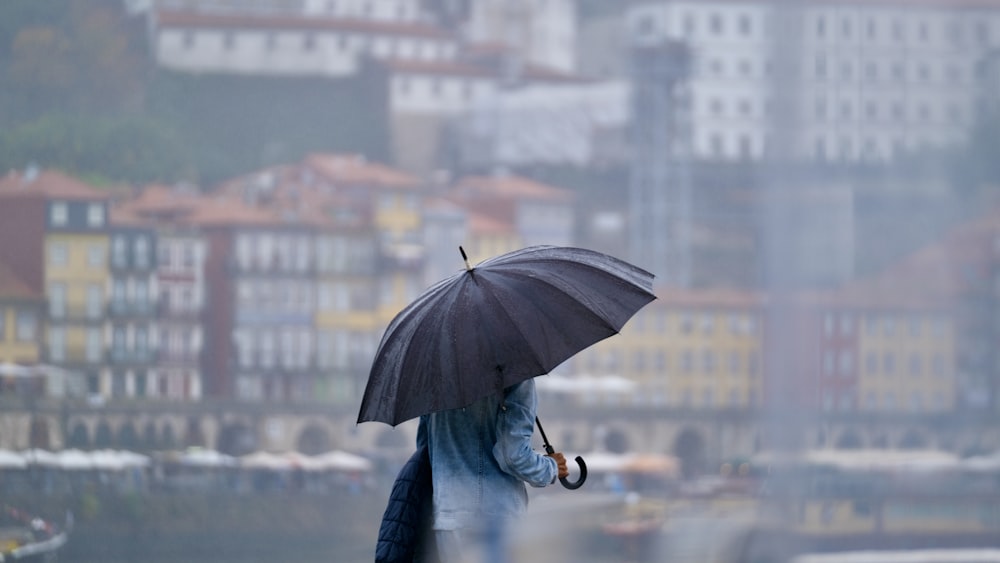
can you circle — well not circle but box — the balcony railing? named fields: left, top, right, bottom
left=108, top=349, right=158, bottom=365
left=108, top=300, right=159, bottom=317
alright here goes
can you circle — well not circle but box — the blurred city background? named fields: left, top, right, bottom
left=1, top=0, right=1000, bottom=561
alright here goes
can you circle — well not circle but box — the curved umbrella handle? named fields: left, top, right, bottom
left=535, top=416, right=587, bottom=490
left=560, top=455, right=587, bottom=490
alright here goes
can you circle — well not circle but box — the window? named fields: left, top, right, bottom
left=49, top=242, right=68, bottom=266
left=86, top=328, right=102, bottom=362
left=113, top=236, right=127, bottom=267
left=183, top=30, right=196, bottom=48
left=816, top=16, right=826, bottom=38
left=866, top=62, right=878, bottom=81
left=710, top=13, right=723, bottom=34
left=16, top=310, right=36, bottom=341
left=839, top=314, right=853, bottom=336
left=49, top=283, right=66, bottom=317
left=866, top=352, right=877, bottom=373
left=112, top=278, right=126, bottom=309
left=88, top=244, right=104, bottom=268
left=908, top=354, right=922, bottom=376
left=303, top=33, right=316, bottom=51
left=682, top=349, right=694, bottom=373
left=813, top=55, right=826, bottom=78
left=728, top=351, right=740, bottom=374
left=223, top=31, right=235, bottom=50
left=49, top=327, right=65, bottom=361
left=50, top=202, right=68, bottom=226
left=883, top=352, right=895, bottom=375
left=739, top=14, right=751, bottom=35
left=932, top=354, right=945, bottom=377
left=838, top=350, right=853, bottom=375
left=87, top=203, right=105, bottom=227
left=136, top=327, right=148, bottom=357
left=702, top=350, right=716, bottom=373
left=824, top=351, right=835, bottom=375
left=135, top=279, right=148, bottom=308
left=135, top=237, right=149, bottom=268
left=0, top=310, right=5, bottom=340
left=701, top=314, right=714, bottom=334
left=87, top=284, right=103, bottom=319
left=113, top=327, right=126, bottom=355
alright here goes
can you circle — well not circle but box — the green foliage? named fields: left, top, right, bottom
left=0, top=114, right=195, bottom=184
left=147, top=70, right=389, bottom=185
left=0, top=0, right=388, bottom=186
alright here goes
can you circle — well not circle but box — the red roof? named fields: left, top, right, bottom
left=0, top=170, right=109, bottom=201
left=0, top=260, right=42, bottom=301
left=304, top=153, right=420, bottom=190
left=455, top=174, right=574, bottom=203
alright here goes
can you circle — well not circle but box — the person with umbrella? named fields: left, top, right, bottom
left=415, top=377, right=568, bottom=562
left=361, top=246, right=656, bottom=562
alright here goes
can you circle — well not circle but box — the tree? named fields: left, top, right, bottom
left=0, top=114, right=195, bottom=184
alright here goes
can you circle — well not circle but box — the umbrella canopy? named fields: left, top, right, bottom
left=358, top=245, right=656, bottom=426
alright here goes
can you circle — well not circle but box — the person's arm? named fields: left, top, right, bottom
left=492, top=380, right=558, bottom=487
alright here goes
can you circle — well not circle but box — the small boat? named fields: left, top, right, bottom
left=0, top=506, right=69, bottom=562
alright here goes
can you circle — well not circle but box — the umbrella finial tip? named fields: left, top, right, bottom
left=459, top=246, right=472, bottom=271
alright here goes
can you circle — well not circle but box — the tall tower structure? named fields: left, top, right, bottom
left=627, top=36, right=692, bottom=285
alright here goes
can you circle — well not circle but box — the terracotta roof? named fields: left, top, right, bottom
left=0, top=260, right=41, bottom=301
left=304, top=153, right=420, bottom=190
left=109, top=205, right=148, bottom=227
left=455, top=174, right=574, bottom=203
left=0, top=170, right=109, bottom=201
left=156, top=10, right=455, bottom=39
left=468, top=211, right=514, bottom=236
left=185, top=196, right=283, bottom=227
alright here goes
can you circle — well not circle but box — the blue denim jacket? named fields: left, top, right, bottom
left=416, top=379, right=557, bottom=531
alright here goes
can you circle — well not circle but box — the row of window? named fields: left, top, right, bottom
left=823, top=313, right=949, bottom=339
left=586, top=386, right=763, bottom=409
left=111, top=235, right=153, bottom=269
left=47, top=327, right=102, bottom=363
left=580, top=348, right=762, bottom=375
left=174, top=28, right=453, bottom=61
left=811, top=13, right=992, bottom=46
left=235, top=279, right=314, bottom=312
left=628, top=311, right=758, bottom=336
left=640, top=7, right=994, bottom=47
left=48, top=242, right=105, bottom=269
left=697, top=94, right=970, bottom=128
left=821, top=389, right=950, bottom=412
left=50, top=202, right=104, bottom=228
left=822, top=350, right=948, bottom=377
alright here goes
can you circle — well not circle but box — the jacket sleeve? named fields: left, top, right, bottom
left=492, top=380, right=557, bottom=488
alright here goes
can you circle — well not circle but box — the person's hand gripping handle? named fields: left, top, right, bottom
left=536, top=417, right=587, bottom=490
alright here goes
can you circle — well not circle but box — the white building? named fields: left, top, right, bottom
left=464, top=0, right=578, bottom=74
left=626, top=0, right=1000, bottom=163
left=153, top=7, right=459, bottom=77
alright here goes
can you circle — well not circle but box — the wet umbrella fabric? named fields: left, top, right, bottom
left=357, top=245, right=656, bottom=427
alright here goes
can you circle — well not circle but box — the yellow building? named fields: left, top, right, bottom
left=572, top=288, right=764, bottom=409
left=0, top=261, right=44, bottom=367
left=0, top=170, right=111, bottom=396
left=856, top=309, right=955, bottom=412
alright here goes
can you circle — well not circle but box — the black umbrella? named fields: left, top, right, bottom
left=358, top=245, right=656, bottom=487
